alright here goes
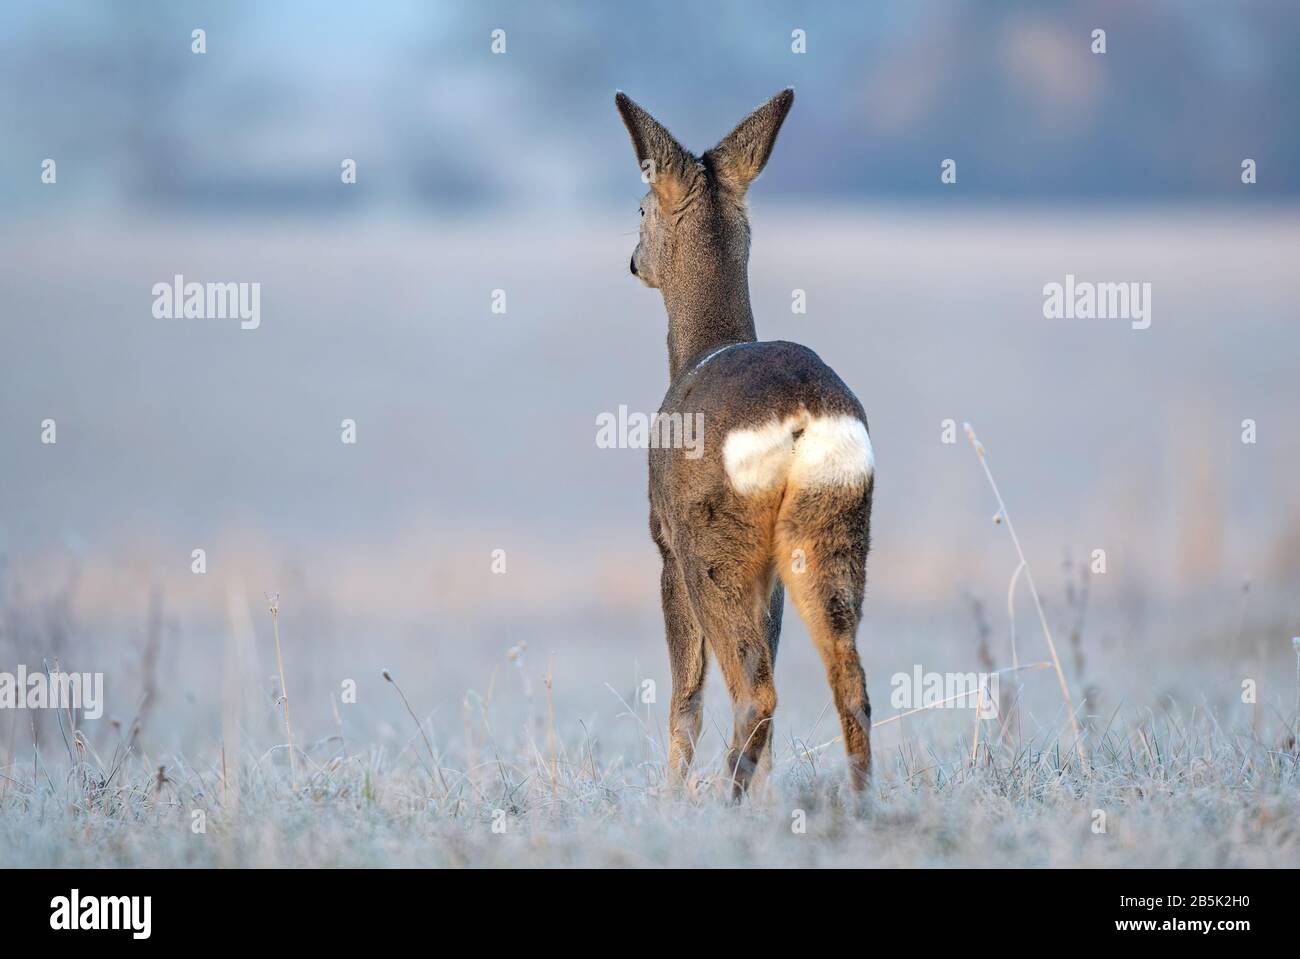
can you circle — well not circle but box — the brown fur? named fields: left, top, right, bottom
left=618, top=90, right=874, bottom=798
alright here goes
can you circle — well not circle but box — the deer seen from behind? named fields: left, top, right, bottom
left=616, top=88, right=876, bottom=799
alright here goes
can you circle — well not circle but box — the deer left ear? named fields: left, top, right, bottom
left=706, top=88, right=795, bottom=194
left=615, top=91, right=695, bottom=208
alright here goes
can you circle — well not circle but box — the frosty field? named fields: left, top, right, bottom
left=1, top=210, right=1298, bottom=867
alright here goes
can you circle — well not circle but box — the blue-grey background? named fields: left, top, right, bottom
left=3, top=0, right=1299, bottom=211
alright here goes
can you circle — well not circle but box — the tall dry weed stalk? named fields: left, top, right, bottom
left=384, top=668, right=450, bottom=797
left=545, top=655, right=558, bottom=802
left=1292, top=637, right=1300, bottom=748
left=964, top=423, right=1085, bottom=767
left=267, top=594, right=298, bottom=790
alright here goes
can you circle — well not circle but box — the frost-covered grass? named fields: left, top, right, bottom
left=3, top=666, right=1297, bottom=868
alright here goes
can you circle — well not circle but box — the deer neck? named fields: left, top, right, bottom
left=661, top=257, right=757, bottom=380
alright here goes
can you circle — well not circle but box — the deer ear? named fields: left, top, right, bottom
left=707, top=88, right=794, bottom=194
left=615, top=92, right=695, bottom=206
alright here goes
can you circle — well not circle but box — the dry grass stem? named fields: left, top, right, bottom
left=963, top=423, right=1086, bottom=767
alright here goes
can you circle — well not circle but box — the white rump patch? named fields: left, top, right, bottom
left=722, top=413, right=873, bottom=495
left=789, top=415, right=875, bottom=488
left=721, top=419, right=799, bottom=494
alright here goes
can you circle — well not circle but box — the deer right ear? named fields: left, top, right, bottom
left=707, top=88, right=794, bottom=194
left=615, top=92, right=694, bottom=207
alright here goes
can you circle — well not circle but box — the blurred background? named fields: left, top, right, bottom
left=1, top=1, right=1297, bottom=758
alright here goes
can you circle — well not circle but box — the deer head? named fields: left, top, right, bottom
left=616, top=87, right=793, bottom=288
left=616, top=89, right=795, bottom=376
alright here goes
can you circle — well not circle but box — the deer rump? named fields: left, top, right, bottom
left=651, top=339, right=872, bottom=502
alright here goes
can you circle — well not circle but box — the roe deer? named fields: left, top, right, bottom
left=616, top=89, right=875, bottom=798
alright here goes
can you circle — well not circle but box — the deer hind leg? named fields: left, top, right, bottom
left=775, top=478, right=874, bottom=791
left=693, top=595, right=776, bottom=800
left=659, top=547, right=708, bottom=781
left=676, top=494, right=781, bottom=800
left=758, top=580, right=784, bottom=777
